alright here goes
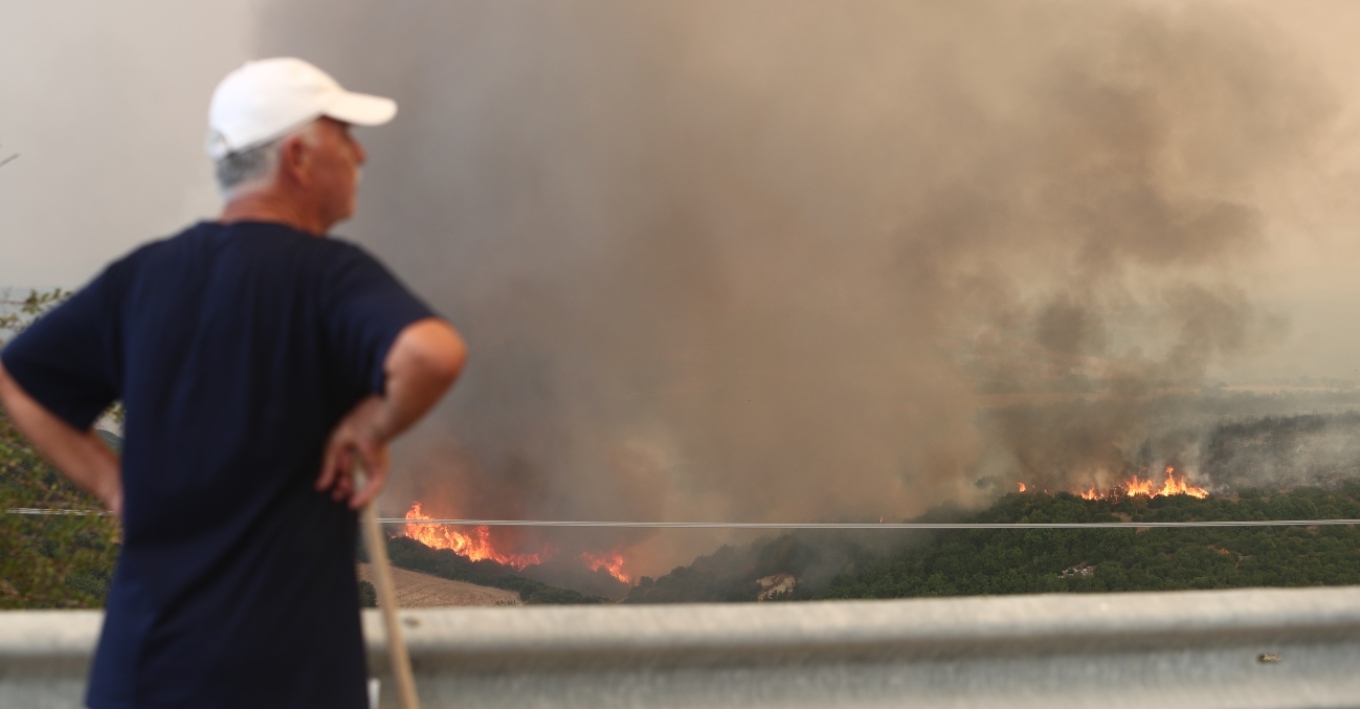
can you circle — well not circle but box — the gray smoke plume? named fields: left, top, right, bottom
left=256, top=1, right=1334, bottom=577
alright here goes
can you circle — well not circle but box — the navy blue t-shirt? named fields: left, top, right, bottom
left=1, top=221, right=435, bottom=709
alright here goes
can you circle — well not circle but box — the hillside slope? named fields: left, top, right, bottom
left=378, top=536, right=612, bottom=604
left=627, top=483, right=1360, bottom=603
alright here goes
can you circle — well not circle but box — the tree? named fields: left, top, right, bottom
left=357, top=580, right=378, bottom=607
left=0, top=288, right=120, bottom=608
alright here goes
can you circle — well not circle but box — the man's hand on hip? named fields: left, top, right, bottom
left=317, top=395, right=391, bottom=509
left=315, top=318, right=466, bottom=510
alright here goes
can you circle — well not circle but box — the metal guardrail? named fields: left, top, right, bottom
left=4, top=586, right=1360, bottom=708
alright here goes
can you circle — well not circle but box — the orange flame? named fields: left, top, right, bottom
left=1074, top=467, right=1208, bottom=500
left=581, top=551, right=632, bottom=584
left=402, top=502, right=543, bottom=569
left=1017, top=482, right=1027, bottom=493
left=1151, top=466, right=1209, bottom=499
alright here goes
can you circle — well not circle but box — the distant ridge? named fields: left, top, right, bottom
left=628, top=483, right=1360, bottom=603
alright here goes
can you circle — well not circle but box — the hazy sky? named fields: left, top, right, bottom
left=4, top=1, right=1360, bottom=384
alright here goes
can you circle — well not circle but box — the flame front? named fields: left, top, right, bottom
left=1073, top=467, right=1208, bottom=500
left=581, top=551, right=632, bottom=584
left=402, top=502, right=543, bottom=569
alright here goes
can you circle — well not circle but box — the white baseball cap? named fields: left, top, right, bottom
left=206, top=57, right=397, bottom=159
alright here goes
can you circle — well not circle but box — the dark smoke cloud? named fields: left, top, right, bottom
left=256, top=1, right=1333, bottom=576
left=1203, top=412, right=1360, bottom=489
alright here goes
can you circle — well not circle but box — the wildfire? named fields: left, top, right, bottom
left=402, top=502, right=543, bottom=569
left=1017, top=482, right=1027, bottom=493
left=581, top=551, right=632, bottom=584
left=1075, top=467, right=1208, bottom=501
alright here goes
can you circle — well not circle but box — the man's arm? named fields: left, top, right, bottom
left=316, top=317, right=466, bottom=509
left=0, top=361, right=122, bottom=516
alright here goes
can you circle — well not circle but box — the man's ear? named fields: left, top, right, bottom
left=278, top=134, right=311, bottom=187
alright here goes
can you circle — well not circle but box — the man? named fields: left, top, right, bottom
left=0, top=58, right=465, bottom=708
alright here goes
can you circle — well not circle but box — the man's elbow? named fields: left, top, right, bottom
left=427, top=327, right=467, bottom=385
left=390, top=318, right=467, bottom=389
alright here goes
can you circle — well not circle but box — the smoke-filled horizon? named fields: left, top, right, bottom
left=257, top=0, right=1343, bottom=576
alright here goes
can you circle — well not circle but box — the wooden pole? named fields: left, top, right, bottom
left=358, top=469, right=420, bottom=709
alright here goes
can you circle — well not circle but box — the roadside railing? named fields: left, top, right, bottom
left=4, top=585, right=1360, bottom=708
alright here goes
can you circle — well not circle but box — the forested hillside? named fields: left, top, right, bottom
left=628, top=484, right=1360, bottom=603
left=823, top=485, right=1360, bottom=599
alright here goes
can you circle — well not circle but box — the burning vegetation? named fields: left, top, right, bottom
left=1068, top=467, right=1209, bottom=501
left=401, top=502, right=633, bottom=585
left=402, top=503, right=544, bottom=570
left=1014, top=466, right=1209, bottom=501
left=580, top=551, right=632, bottom=585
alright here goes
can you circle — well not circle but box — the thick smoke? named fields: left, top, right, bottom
left=257, top=1, right=1333, bottom=576
left=1201, top=412, right=1360, bottom=489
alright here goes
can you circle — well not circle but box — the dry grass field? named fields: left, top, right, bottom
left=356, top=564, right=522, bottom=607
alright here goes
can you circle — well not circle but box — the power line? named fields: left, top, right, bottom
left=387, top=517, right=1360, bottom=530
left=6, top=507, right=106, bottom=516
left=10, top=508, right=1359, bottom=529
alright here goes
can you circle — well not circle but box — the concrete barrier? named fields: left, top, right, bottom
left=5, top=586, right=1360, bottom=708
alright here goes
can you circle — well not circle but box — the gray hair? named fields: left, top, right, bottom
left=214, top=137, right=284, bottom=193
